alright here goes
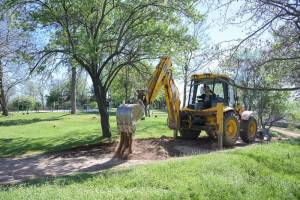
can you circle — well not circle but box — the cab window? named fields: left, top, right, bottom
left=213, top=83, right=224, bottom=99
left=228, top=85, right=235, bottom=106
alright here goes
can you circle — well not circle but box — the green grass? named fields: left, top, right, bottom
left=0, top=110, right=173, bottom=158
left=0, top=139, right=299, bottom=200
left=269, top=130, right=283, bottom=137
left=0, top=111, right=299, bottom=199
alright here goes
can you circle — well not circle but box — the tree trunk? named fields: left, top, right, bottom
left=124, top=67, right=129, bottom=103
left=0, top=61, right=8, bottom=116
left=182, top=69, right=188, bottom=108
left=40, top=92, right=45, bottom=110
left=124, top=83, right=128, bottom=103
left=92, top=77, right=111, bottom=138
left=70, top=67, right=77, bottom=114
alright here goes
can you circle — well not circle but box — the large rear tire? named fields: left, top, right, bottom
left=179, top=130, right=200, bottom=140
left=240, top=117, right=257, bottom=143
left=223, top=112, right=240, bottom=146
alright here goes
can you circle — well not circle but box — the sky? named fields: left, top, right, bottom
left=176, top=1, right=249, bottom=102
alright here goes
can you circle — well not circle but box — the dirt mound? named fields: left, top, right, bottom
left=55, top=136, right=222, bottom=160
left=0, top=136, right=255, bottom=185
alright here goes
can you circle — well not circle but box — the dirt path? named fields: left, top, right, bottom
left=0, top=137, right=254, bottom=185
left=271, top=127, right=300, bottom=138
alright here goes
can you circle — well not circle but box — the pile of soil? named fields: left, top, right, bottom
left=0, top=136, right=255, bottom=185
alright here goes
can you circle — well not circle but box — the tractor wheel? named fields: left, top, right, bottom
left=240, top=117, right=257, bottom=143
left=179, top=130, right=200, bottom=140
left=223, top=112, right=240, bottom=146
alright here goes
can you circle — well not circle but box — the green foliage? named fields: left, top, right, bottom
left=241, top=69, right=290, bottom=128
left=110, top=65, right=151, bottom=105
left=226, top=49, right=291, bottom=129
left=255, top=90, right=289, bottom=128
left=89, top=101, right=98, bottom=109
left=287, top=101, right=300, bottom=123
left=242, top=85, right=289, bottom=128
left=46, top=82, right=69, bottom=108
left=11, top=96, right=35, bottom=111
left=3, top=0, right=203, bottom=89
left=47, top=73, right=91, bottom=109
left=34, top=101, right=42, bottom=111
left=2, top=0, right=204, bottom=137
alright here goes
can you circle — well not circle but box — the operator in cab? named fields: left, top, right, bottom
left=197, top=84, right=213, bottom=109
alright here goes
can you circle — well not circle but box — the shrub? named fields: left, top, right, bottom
left=89, top=101, right=98, bottom=109
left=11, top=96, right=35, bottom=111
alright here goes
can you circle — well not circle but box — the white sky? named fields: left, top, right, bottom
left=176, top=1, right=249, bottom=103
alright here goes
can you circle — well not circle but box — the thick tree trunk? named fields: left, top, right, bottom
left=92, top=77, right=111, bottom=138
left=0, top=61, right=8, bottom=116
left=70, top=67, right=77, bottom=114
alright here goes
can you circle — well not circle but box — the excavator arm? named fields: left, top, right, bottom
left=115, top=57, right=180, bottom=157
left=144, top=56, right=181, bottom=130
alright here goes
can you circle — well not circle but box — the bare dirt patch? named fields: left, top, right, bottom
left=0, top=136, right=257, bottom=185
left=271, top=127, right=300, bottom=138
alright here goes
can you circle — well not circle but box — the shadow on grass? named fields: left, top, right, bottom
left=0, top=130, right=117, bottom=158
left=0, top=132, right=126, bottom=187
left=0, top=166, right=133, bottom=189
left=77, top=110, right=117, bottom=117
left=0, top=114, right=69, bottom=127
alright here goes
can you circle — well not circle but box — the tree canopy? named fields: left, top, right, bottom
left=2, top=0, right=203, bottom=136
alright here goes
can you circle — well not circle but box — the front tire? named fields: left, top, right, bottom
left=240, top=117, right=257, bottom=143
left=223, top=112, right=240, bottom=146
left=179, top=130, right=200, bottom=140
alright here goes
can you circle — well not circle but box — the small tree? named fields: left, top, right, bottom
left=238, top=59, right=290, bottom=131
left=110, top=64, right=151, bottom=105
left=46, top=80, right=69, bottom=109
left=12, top=96, right=35, bottom=113
left=0, top=12, right=33, bottom=116
left=255, top=91, right=289, bottom=131
left=34, top=101, right=42, bottom=112
left=221, top=48, right=291, bottom=132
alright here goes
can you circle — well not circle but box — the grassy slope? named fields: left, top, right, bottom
left=0, top=111, right=172, bottom=157
left=0, top=140, right=299, bottom=200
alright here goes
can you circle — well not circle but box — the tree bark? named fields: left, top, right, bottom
left=182, top=67, right=188, bottom=108
left=0, top=61, right=8, bottom=116
left=124, top=67, right=129, bottom=103
left=92, top=77, right=111, bottom=138
left=70, top=67, right=77, bottom=114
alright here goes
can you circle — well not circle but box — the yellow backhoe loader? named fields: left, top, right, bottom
left=117, top=56, right=257, bottom=148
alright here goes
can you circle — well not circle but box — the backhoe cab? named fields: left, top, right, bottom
left=187, top=74, right=236, bottom=110
left=180, top=74, right=257, bottom=146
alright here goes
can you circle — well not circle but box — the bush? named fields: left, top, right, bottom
left=34, top=102, right=42, bottom=111
left=89, top=101, right=98, bottom=109
left=11, top=96, right=35, bottom=111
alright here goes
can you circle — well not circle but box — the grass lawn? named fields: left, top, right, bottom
left=0, top=110, right=173, bottom=158
left=0, top=139, right=299, bottom=200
